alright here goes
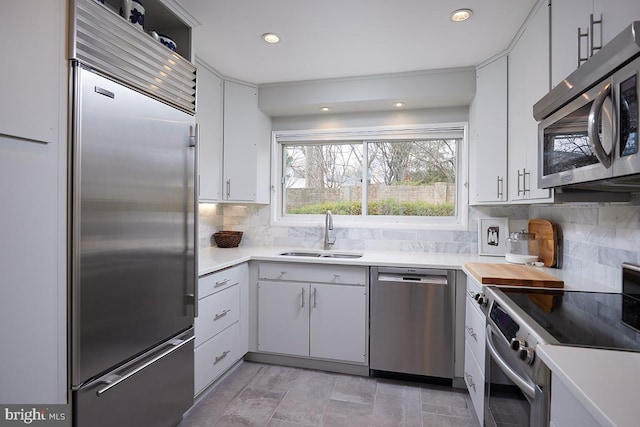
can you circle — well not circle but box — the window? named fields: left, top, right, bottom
left=272, top=123, right=468, bottom=228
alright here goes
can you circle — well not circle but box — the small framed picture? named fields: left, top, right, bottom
left=478, top=217, right=509, bottom=256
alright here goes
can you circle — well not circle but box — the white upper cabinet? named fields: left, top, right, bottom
left=508, top=0, right=552, bottom=202
left=595, top=0, right=640, bottom=47
left=196, top=63, right=223, bottom=202
left=223, top=81, right=271, bottom=203
left=0, top=0, right=64, bottom=144
left=551, top=0, right=640, bottom=88
left=469, top=55, right=508, bottom=204
left=196, top=74, right=272, bottom=204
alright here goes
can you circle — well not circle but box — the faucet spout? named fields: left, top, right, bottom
left=324, top=210, right=335, bottom=250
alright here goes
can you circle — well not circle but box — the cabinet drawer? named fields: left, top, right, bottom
left=464, top=341, right=485, bottom=425
left=194, top=322, right=240, bottom=396
left=259, top=262, right=366, bottom=285
left=465, top=297, right=486, bottom=368
left=199, top=263, right=246, bottom=298
left=195, top=284, right=240, bottom=346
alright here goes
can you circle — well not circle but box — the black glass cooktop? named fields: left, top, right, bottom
left=495, top=287, right=640, bottom=351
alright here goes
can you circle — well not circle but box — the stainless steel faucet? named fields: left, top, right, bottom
left=324, top=210, right=335, bottom=250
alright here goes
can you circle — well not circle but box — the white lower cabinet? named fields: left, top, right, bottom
left=310, top=283, right=367, bottom=362
left=549, top=373, right=600, bottom=427
left=257, top=281, right=310, bottom=357
left=257, top=263, right=368, bottom=364
left=464, top=274, right=487, bottom=424
left=194, top=263, right=248, bottom=396
left=464, top=341, right=485, bottom=424
left=194, top=322, right=240, bottom=395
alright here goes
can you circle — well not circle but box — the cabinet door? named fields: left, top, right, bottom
left=257, top=281, right=309, bottom=356
left=470, top=56, right=508, bottom=203
left=550, top=373, right=600, bottom=427
left=196, top=64, right=223, bottom=201
left=550, top=0, right=588, bottom=88
left=0, top=0, right=63, bottom=144
left=508, top=0, right=552, bottom=202
left=595, top=0, right=640, bottom=47
left=309, top=284, right=367, bottom=364
left=223, top=81, right=260, bottom=201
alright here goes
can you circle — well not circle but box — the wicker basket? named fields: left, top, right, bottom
left=212, top=231, right=243, bottom=248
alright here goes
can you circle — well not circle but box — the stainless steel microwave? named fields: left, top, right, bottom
left=534, top=22, right=640, bottom=191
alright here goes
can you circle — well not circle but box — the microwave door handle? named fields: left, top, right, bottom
left=588, top=82, right=613, bottom=169
left=486, top=324, right=536, bottom=399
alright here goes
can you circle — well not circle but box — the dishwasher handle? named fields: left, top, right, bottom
left=377, top=273, right=448, bottom=285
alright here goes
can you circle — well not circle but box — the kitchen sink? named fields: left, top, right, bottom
left=278, top=251, right=362, bottom=259
left=323, top=253, right=363, bottom=259
left=278, top=251, right=322, bottom=257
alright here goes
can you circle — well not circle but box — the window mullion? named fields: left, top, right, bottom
left=362, top=141, right=368, bottom=216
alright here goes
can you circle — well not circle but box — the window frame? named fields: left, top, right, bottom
left=270, top=123, right=469, bottom=230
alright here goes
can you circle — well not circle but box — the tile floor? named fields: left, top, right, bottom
left=179, top=362, right=476, bottom=427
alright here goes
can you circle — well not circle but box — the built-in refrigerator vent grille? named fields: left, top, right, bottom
left=71, top=0, right=196, bottom=114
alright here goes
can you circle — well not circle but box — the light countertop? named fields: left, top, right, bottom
left=199, top=246, right=613, bottom=292
left=199, top=246, right=506, bottom=277
left=537, top=344, right=640, bottom=427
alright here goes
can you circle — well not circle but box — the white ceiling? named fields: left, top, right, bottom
left=177, top=0, right=538, bottom=85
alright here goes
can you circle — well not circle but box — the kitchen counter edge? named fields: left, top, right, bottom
left=198, top=246, right=504, bottom=277
left=199, top=247, right=612, bottom=293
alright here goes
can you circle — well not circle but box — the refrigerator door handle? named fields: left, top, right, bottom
left=190, top=123, right=199, bottom=317
left=96, top=335, right=195, bottom=396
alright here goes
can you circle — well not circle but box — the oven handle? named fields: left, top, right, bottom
left=486, top=324, right=536, bottom=399
left=587, top=81, right=613, bottom=169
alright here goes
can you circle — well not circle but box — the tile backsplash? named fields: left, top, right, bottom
left=199, top=202, right=640, bottom=291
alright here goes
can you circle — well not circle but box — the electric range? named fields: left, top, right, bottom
left=486, top=286, right=640, bottom=352
left=481, top=263, right=640, bottom=427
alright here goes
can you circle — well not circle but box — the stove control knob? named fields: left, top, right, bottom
left=518, top=347, right=535, bottom=365
left=474, top=293, right=487, bottom=307
left=510, top=338, right=528, bottom=351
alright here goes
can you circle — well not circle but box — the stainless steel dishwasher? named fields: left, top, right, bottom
left=370, top=266, right=455, bottom=379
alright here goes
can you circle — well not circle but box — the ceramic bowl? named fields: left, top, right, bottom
left=158, top=34, right=177, bottom=51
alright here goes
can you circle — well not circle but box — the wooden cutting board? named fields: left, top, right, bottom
left=465, top=263, right=564, bottom=288
left=528, top=219, right=558, bottom=267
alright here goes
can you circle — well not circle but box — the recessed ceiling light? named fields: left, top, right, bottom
left=450, top=9, right=473, bottom=22
left=320, top=107, right=330, bottom=112
left=394, top=102, right=405, bottom=108
left=262, top=33, right=280, bottom=44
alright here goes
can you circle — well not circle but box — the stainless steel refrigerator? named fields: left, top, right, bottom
left=70, top=63, right=197, bottom=427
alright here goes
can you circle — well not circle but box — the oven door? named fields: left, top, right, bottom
left=538, top=79, right=615, bottom=189
left=485, top=324, right=549, bottom=427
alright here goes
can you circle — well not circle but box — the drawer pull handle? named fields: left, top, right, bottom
left=466, top=326, right=477, bottom=341
left=465, top=372, right=476, bottom=392
left=214, top=309, right=231, bottom=321
left=214, top=350, right=231, bottom=365
left=215, top=278, right=230, bottom=288
left=301, top=287, right=305, bottom=308
left=467, top=290, right=475, bottom=298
